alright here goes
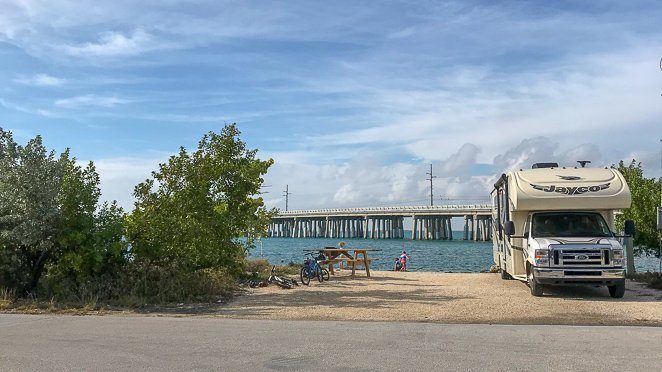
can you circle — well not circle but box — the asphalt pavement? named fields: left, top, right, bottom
left=0, top=314, right=660, bottom=371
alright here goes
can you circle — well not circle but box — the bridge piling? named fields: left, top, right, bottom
left=448, top=218, right=453, bottom=240
left=411, top=216, right=417, bottom=240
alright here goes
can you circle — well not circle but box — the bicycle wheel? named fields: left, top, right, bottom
left=274, top=279, right=292, bottom=289
left=281, top=277, right=297, bottom=287
left=321, top=268, right=330, bottom=281
left=300, top=267, right=310, bottom=286
left=315, top=267, right=323, bottom=282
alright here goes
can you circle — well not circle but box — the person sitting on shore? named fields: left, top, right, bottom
left=394, top=258, right=402, bottom=271
left=399, top=251, right=410, bottom=271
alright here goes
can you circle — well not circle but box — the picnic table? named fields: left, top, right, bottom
left=304, top=247, right=380, bottom=277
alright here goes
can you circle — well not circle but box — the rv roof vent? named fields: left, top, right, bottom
left=532, top=162, right=559, bottom=169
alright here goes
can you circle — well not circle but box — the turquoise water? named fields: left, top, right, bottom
left=250, top=232, right=662, bottom=273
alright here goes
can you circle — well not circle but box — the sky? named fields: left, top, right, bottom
left=0, top=0, right=661, bottom=212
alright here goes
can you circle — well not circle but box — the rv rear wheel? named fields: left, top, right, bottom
left=500, top=269, right=511, bottom=280
left=528, top=270, right=543, bottom=297
left=608, top=282, right=625, bottom=298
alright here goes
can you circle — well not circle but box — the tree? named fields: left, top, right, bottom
left=126, top=124, right=274, bottom=275
left=48, top=201, right=128, bottom=300
left=613, top=160, right=661, bottom=257
left=0, top=129, right=114, bottom=295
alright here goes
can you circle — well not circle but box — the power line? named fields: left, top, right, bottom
left=426, top=163, right=437, bottom=207
left=259, top=184, right=272, bottom=195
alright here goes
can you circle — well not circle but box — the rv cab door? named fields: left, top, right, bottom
left=523, top=215, right=532, bottom=263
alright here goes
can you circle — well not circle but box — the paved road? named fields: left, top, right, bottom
left=0, top=314, right=660, bottom=371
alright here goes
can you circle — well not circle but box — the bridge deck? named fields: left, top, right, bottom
left=275, top=204, right=492, bottom=218
left=269, top=205, right=493, bottom=241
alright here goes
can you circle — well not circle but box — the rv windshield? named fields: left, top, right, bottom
left=531, top=212, right=613, bottom=238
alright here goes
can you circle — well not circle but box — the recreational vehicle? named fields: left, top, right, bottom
left=491, top=163, right=635, bottom=298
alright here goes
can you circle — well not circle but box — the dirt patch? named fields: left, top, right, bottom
left=214, top=270, right=662, bottom=326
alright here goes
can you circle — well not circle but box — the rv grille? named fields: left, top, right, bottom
left=551, top=247, right=610, bottom=267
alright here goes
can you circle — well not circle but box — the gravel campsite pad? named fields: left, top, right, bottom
left=216, top=271, right=662, bottom=326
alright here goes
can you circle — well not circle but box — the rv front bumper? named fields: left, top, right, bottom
left=533, top=267, right=625, bottom=286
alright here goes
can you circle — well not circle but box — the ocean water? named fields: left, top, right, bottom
left=250, top=232, right=662, bottom=273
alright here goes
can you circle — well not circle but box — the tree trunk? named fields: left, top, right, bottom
left=25, top=251, right=49, bottom=295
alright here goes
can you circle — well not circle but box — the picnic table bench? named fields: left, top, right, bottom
left=304, top=247, right=380, bottom=277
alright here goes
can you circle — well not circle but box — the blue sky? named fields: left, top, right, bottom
left=1, top=0, right=661, bottom=210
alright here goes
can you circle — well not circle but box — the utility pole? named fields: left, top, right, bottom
left=426, top=164, right=437, bottom=207
left=283, top=185, right=291, bottom=211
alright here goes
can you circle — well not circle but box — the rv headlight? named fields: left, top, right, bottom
left=612, top=249, right=624, bottom=266
left=534, top=249, right=549, bottom=267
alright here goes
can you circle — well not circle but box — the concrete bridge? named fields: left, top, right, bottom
left=268, top=205, right=493, bottom=241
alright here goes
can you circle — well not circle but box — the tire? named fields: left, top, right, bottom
left=316, top=267, right=323, bottom=282
left=528, top=269, right=543, bottom=297
left=269, top=277, right=292, bottom=289
left=321, top=268, right=330, bottom=281
left=300, top=267, right=310, bottom=286
left=274, top=280, right=292, bottom=289
left=608, top=282, right=625, bottom=298
left=500, top=269, right=511, bottom=280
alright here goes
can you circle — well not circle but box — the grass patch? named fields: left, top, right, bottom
left=627, top=272, right=662, bottom=290
left=0, top=287, right=15, bottom=310
left=243, top=259, right=302, bottom=281
left=0, top=259, right=302, bottom=314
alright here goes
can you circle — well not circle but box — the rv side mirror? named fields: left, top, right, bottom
left=504, top=221, right=516, bottom=236
left=624, top=220, right=635, bottom=236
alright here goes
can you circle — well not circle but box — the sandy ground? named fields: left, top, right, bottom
left=215, top=270, right=662, bottom=326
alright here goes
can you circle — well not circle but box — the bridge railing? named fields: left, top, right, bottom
left=277, top=204, right=492, bottom=216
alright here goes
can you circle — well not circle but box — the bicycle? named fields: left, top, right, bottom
left=268, top=266, right=298, bottom=289
left=300, top=252, right=330, bottom=285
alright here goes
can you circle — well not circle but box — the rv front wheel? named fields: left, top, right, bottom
left=608, top=282, right=625, bottom=298
left=528, top=270, right=543, bottom=297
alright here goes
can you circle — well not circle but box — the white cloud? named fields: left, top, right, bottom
left=55, top=94, right=132, bottom=108
left=304, top=46, right=662, bottom=165
left=14, top=73, right=66, bottom=86
left=262, top=134, right=649, bottom=212
left=63, top=29, right=159, bottom=57
left=0, top=98, right=56, bottom=118
left=333, top=184, right=361, bottom=204
left=92, top=155, right=168, bottom=210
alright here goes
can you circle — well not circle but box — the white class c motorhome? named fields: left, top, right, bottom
left=491, top=162, right=635, bottom=298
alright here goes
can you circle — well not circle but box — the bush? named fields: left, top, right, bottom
left=627, top=271, right=662, bottom=290
left=126, top=263, right=238, bottom=304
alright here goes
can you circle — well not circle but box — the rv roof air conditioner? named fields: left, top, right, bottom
left=531, top=162, right=558, bottom=169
